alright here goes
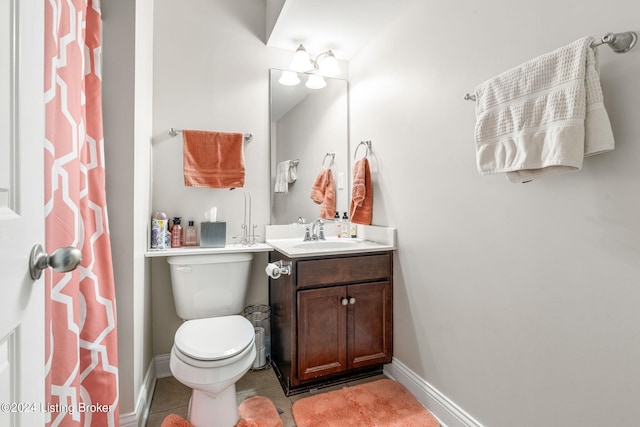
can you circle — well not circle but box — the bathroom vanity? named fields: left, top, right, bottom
left=268, top=248, right=393, bottom=395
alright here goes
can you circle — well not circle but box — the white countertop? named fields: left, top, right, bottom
left=144, top=225, right=396, bottom=259
left=145, top=242, right=273, bottom=257
left=265, top=223, right=396, bottom=258
left=266, top=237, right=395, bottom=258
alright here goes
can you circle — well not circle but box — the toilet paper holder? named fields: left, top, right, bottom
left=273, top=260, right=292, bottom=275
left=265, top=260, right=292, bottom=279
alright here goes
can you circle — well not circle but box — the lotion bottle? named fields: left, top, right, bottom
left=185, top=220, right=198, bottom=246
left=171, top=217, right=183, bottom=248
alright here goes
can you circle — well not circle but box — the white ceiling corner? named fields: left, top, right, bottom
left=266, top=0, right=417, bottom=61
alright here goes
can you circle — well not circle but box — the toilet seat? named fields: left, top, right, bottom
left=174, top=315, right=255, bottom=368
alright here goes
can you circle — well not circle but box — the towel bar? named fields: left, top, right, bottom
left=169, top=127, right=253, bottom=142
left=590, top=31, right=637, bottom=53
left=463, top=31, right=637, bottom=102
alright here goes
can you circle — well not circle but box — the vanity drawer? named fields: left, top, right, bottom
left=296, top=253, right=391, bottom=288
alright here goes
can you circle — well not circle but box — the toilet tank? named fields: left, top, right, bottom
left=167, top=253, right=254, bottom=320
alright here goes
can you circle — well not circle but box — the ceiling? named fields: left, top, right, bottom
left=266, top=0, right=417, bottom=61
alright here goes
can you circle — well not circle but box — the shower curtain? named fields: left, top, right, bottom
left=44, top=1, right=119, bottom=426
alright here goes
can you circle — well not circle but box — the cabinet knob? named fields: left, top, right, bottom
left=349, top=297, right=356, bottom=305
left=341, top=298, right=348, bottom=306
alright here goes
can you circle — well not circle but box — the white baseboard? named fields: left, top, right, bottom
left=384, top=358, right=484, bottom=427
left=154, top=353, right=172, bottom=378
left=119, top=358, right=158, bottom=427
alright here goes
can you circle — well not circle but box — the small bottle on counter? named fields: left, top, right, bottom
left=184, top=220, right=198, bottom=246
left=171, top=217, right=183, bottom=248
left=350, top=219, right=357, bottom=238
left=341, top=212, right=349, bottom=238
left=334, top=212, right=341, bottom=237
left=150, top=211, right=169, bottom=250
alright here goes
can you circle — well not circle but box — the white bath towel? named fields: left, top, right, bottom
left=474, top=36, right=614, bottom=183
left=274, top=160, right=296, bottom=194
left=288, top=161, right=298, bottom=183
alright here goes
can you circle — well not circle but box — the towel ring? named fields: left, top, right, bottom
left=354, top=140, right=371, bottom=161
left=322, top=152, right=335, bottom=168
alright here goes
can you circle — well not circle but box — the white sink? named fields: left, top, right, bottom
left=292, top=239, right=359, bottom=250
left=266, top=237, right=395, bottom=258
left=265, top=224, right=397, bottom=258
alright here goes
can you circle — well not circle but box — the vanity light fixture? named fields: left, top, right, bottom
left=289, top=44, right=341, bottom=77
left=278, top=70, right=301, bottom=86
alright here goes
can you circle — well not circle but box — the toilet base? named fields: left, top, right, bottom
left=188, top=383, right=239, bottom=427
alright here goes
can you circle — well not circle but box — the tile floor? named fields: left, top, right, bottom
left=145, top=366, right=387, bottom=427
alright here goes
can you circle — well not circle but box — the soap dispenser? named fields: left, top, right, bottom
left=334, top=212, right=342, bottom=237
left=185, top=220, right=198, bottom=246
left=171, top=217, right=183, bottom=248
left=341, top=212, right=349, bottom=238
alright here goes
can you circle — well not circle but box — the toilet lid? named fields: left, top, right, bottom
left=174, top=315, right=255, bottom=361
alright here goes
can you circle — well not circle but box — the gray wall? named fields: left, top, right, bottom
left=349, top=1, right=640, bottom=426
left=102, top=0, right=154, bottom=419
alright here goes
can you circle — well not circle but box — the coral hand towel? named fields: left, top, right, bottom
left=350, top=158, right=372, bottom=225
left=183, top=130, right=245, bottom=188
left=310, top=168, right=336, bottom=219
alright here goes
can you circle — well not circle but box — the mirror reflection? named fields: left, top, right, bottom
left=270, top=68, right=349, bottom=225
left=0, top=131, right=10, bottom=210
left=1, top=55, right=10, bottom=210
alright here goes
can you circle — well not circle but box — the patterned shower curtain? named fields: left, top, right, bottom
left=44, top=1, right=119, bottom=426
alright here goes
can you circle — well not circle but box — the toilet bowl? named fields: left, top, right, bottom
left=167, top=253, right=256, bottom=427
left=169, top=316, right=256, bottom=427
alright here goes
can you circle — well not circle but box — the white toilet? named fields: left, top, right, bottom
left=167, top=253, right=256, bottom=427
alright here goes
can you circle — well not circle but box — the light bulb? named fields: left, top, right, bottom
left=289, top=45, right=314, bottom=73
left=305, top=75, right=326, bottom=89
left=278, top=70, right=300, bottom=86
left=318, top=50, right=340, bottom=76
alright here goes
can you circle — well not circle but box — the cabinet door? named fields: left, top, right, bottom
left=297, top=286, right=347, bottom=381
left=347, top=281, right=393, bottom=369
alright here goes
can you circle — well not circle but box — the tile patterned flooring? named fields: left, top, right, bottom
left=145, top=366, right=387, bottom=427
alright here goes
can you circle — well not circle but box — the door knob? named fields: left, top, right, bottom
left=29, top=244, right=82, bottom=280
left=349, top=297, right=356, bottom=305
left=341, top=298, right=349, bottom=306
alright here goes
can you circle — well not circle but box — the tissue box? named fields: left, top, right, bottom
left=200, top=222, right=226, bottom=247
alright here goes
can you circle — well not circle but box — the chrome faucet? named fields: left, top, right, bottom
left=311, top=219, right=325, bottom=241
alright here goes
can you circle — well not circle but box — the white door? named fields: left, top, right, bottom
left=0, top=0, right=45, bottom=425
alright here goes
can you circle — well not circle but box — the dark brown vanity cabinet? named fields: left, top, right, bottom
left=269, top=251, right=393, bottom=394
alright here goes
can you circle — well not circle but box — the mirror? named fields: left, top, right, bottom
left=270, top=68, right=349, bottom=225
